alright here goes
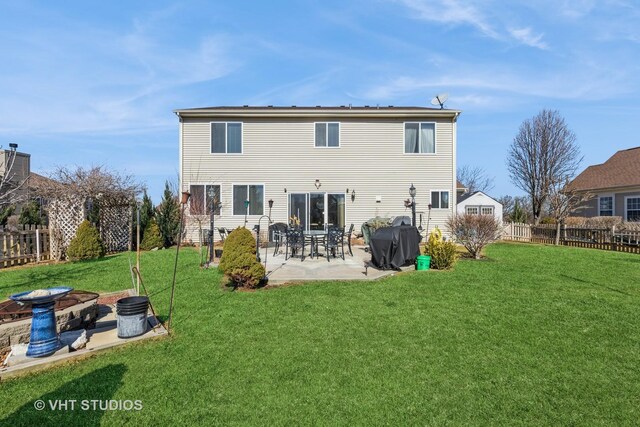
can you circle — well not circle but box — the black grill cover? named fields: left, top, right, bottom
left=369, top=225, right=422, bottom=270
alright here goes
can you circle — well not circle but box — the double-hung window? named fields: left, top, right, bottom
left=404, top=122, right=435, bottom=154
left=466, top=206, right=479, bottom=215
left=315, top=122, right=340, bottom=147
left=599, top=196, right=613, bottom=216
left=211, top=122, right=242, bottom=153
left=189, top=185, right=221, bottom=215
left=431, top=191, right=450, bottom=209
left=626, top=197, right=640, bottom=221
left=233, top=185, right=264, bottom=216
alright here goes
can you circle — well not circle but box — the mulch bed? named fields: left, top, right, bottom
left=97, top=291, right=131, bottom=305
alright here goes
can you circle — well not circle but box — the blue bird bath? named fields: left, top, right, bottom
left=9, top=287, right=73, bottom=357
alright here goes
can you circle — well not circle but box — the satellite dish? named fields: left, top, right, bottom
left=430, top=93, right=449, bottom=109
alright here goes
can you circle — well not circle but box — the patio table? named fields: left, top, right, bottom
left=303, top=230, right=327, bottom=258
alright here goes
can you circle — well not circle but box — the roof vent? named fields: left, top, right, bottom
left=364, top=105, right=369, bottom=108
left=291, top=105, right=296, bottom=108
left=316, top=105, right=321, bottom=108
left=388, top=105, right=393, bottom=108
left=243, top=105, right=249, bottom=107
left=340, top=105, right=345, bottom=108
left=268, top=105, right=273, bottom=107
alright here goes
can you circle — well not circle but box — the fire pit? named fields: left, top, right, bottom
left=9, top=287, right=73, bottom=357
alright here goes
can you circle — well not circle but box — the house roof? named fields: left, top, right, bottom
left=174, top=105, right=461, bottom=119
left=456, top=180, right=467, bottom=190
left=568, top=146, right=640, bottom=191
left=456, top=191, right=501, bottom=205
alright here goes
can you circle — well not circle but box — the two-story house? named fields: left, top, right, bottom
left=175, top=106, right=461, bottom=241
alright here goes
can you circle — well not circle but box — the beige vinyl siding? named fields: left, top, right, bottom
left=180, top=114, right=456, bottom=241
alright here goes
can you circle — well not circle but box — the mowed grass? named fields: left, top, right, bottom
left=0, top=243, right=639, bottom=425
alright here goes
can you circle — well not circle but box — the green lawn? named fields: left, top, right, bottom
left=1, top=243, right=639, bottom=425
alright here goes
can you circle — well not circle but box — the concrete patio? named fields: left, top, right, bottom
left=264, top=245, right=414, bottom=284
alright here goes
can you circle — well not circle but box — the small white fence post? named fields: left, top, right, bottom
left=36, top=228, right=41, bottom=263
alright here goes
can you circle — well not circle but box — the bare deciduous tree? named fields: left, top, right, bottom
left=507, top=110, right=582, bottom=224
left=547, top=178, right=592, bottom=245
left=457, top=165, right=495, bottom=193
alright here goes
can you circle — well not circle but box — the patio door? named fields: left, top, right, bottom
left=289, top=192, right=345, bottom=230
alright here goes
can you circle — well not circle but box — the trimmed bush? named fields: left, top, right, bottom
left=140, top=220, right=164, bottom=250
left=218, top=227, right=264, bottom=288
left=447, top=214, right=501, bottom=259
left=423, top=227, right=457, bottom=270
left=67, top=220, right=105, bottom=261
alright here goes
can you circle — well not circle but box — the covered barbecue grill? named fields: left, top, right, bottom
left=369, top=225, right=421, bottom=270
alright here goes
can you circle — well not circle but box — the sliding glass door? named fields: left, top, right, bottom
left=289, top=192, right=345, bottom=230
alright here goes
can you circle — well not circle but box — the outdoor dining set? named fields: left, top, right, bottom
left=270, top=223, right=355, bottom=261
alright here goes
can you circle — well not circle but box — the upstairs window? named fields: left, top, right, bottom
left=599, top=196, right=613, bottom=216
left=405, top=122, right=435, bottom=154
left=211, top=122, right=242, bottom=154
left=431, top=191, right=449, bottom=209
left=189, top=185, right=221, bottom=215
left=315, top=122, right=340, bottom=147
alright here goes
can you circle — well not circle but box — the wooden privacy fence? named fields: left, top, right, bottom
left=501, top=222, right=640, bottom=254
left=0, top=225, right=50, bottom=268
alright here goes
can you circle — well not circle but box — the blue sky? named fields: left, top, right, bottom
left=1, top=0, right=639, bottom=202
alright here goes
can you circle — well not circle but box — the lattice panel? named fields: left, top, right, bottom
left=48, top=197, right=85, bottom=261
left=100, top=204, right=132, bottom=252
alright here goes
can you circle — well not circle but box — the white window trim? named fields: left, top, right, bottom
left=481, top=206, right=494, bottom=215
left=313, top=122, right=341, bottom=149
left=466, top=206, right=479, bottom=215
left=231, top=183, right=265, bottom=217
left=210, top=122, right=243, bottom=154
left=188, top=183, right=222, bottom=216
left=598, top=194, right=614, bottom=216
left=403, top=121, right=437, bottom=155
left=430, top=189, right=450, bottom=210
left=624, top=195, right=640, bottom=221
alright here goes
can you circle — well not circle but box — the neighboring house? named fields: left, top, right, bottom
left=175, top=105, right=461, bottom=240
left=456, top=180, right=468, bottom=198
left=568, top=147, right=640, bottom=221
left=456, top=191, right=503, bottom=224
left=0, top=148, right=31, bottom=213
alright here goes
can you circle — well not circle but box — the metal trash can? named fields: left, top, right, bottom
left=116, top=296, right=149, bottom=338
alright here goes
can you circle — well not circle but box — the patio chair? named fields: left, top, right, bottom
left=270, top=222, right=288, bottom=256
left=323, top=226, right=345, bottom=261
left=217, top=227, right=229, bottom=242
left=343, top=223, right=355, bottom=256
left=285, top=227, right=307, bottom=261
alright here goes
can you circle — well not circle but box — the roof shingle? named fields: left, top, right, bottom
left=568, top=147, right=640, bottom=191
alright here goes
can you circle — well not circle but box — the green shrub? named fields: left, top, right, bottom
left=218, top=227, right=264, bottom=288
left=140, top=220, right=164, bottom=250
left=423, top=227, right=457, bottom=270
left=67, top=220, right=105, bottom=261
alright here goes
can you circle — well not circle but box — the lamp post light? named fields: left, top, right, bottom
left=243, top=199, right=250, bottom=227
left=409, top=183, right=417, bottom=227
left=208, top=187, right=220, bottom=264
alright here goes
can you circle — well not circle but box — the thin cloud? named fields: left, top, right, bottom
left=508, top=27, right=548, bottom=49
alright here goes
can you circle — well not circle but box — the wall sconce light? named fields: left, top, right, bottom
left=351, top=190, right=356, bottom=202
left=346, top=188, right=349, bottom=194
left=284, top=188, right=287, bottom=193
left=315, top=179, right=321, bottom=189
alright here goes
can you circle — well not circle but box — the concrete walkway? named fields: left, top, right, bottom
left=264, top=245, right=414, bottom=284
